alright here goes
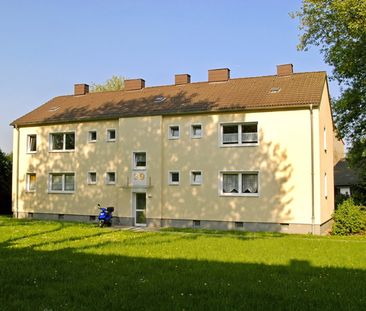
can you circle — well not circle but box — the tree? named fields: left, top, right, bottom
left=0, top=149, right=12, bottom=214
left=90, top=75, right=125, bottom=92
left=293, top=0, right=366, bottom=203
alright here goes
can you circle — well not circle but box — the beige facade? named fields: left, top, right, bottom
left=12, top=83, right=334, bottom=234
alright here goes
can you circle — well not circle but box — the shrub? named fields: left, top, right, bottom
left=332, top=198, right=366, bottom=235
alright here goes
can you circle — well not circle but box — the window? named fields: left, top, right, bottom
left=26, top=173, right=36, bottom=192
left=191, top=171, right=202, bottom=185
left=221, top=122, right=258, bottom=146
left=49, top=173, right=75, bottom=193
left=323, top=127, right=327, bottom=152
left=221, top=172, right=259, bottom=196
left=169, top=171, right=180, bottom=185
left=107, top=129, right=116, bottom=141
left=191, top=124, right=202, bottom=138
left=168, top=125, right=180, bottom=139
left=88, top=172, right=97, bottom=184
left=50, top=132, right=75, bottom=151
left=133, top=152, right=146, bottom=170
left=88, top=131, right=97, bottom=142
left=27, top=135, right=37, bottom=153
left=324, top=173, right=328, bottom=199
left=106, top=172, right=116, bottom=184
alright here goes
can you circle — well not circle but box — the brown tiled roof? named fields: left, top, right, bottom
left=11, top=71, right=327, bottom=126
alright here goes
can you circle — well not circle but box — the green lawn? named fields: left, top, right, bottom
left=0, top=217, right=365, bottom=311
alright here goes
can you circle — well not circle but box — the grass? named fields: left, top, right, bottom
left=0, top=216, right=365, bottom=311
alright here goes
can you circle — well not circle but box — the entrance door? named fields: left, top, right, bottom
left=134, top=192, right=146, bottom=226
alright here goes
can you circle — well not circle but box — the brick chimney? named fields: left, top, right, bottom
left=175, top=74, right=191, bottom=85
left=277, top=64, right=294, bottom=76
left=124, top=79, right=145, bottom=91
left=208, top=68, right=230, bottom=82
left=74, top=84, right=89, bottom=95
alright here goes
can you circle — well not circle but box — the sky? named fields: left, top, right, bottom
left=0, top=0, right=340, bottom=153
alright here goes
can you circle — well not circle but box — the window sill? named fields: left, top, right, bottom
left=220, top=143, right=258, bottom=148
left=219, top=193, right=259, bottom=197
left=25, top=190, right=36, bottom=193
left=88, top=140, right=97, bottom=143
left=191, top=136, right=202, bottom=139
left=87, top=183, right=97, bottom=185
left=26, top=151, right=37, bottom=154
left=49, top=150, right=75, bottom=153
left=106, top=140, right=116, bottom=142
left=168, top=183, right=180, bottom=186
left=191, top=183, right=202, bottom=186
left=48, top=191, right=75, bottom=194
left=168, top=137, right=180, bottom=140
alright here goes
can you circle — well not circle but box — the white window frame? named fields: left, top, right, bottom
left=49, top=132, right=75, bottom=152
left=88, top=130, right=97, bottom=143
left=48, top=172, right=75, bottom=193
left=219, top=171, right=259, bottom=197
left=105, top=171, right=116, bottom=185
left=323, top=127, right=327, bottom=152
left=26, top=173, right=36, bottom=192
left=168, top=125, right=180, bottom=140
left=27, top=134, right=37, bottom=153
left=220, top=122, right=259, bottom=147
left=133, top=152, right=147, bottom=170
left=191, top=123, right=203, bottom=139
left=324, top=173, right=328, bottom=199
left=87, top=172, right=97, bottom=185
left=106, top=129, right=116, bottom=142
left=168, top=171, right=180, bottom=185
left=190, top=170, right=203, bottom=185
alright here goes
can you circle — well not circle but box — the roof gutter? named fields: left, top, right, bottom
left=14, top=125, right=20, bottom=219
left=310, top=104, right=315, bottom=234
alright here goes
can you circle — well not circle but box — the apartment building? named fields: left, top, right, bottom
left=11, top=64, right=335, bottom=234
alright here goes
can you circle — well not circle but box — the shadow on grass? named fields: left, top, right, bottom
left=0, top=245, right=365, bottom=311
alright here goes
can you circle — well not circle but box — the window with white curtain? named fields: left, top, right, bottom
left=221, top=122, right=258, bottom=146
left=221, top=172, right=259, bottom=196
left=49, top=173, right=75, bottom=192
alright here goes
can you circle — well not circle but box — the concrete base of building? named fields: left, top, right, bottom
left=15, top=212, right=332, bottom=235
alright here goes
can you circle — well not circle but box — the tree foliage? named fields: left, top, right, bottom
left=0, top=149, right=12, bottom=214
left=90, top=75, right=125, bottom=92
left=293, top=0, right=366, bottom=202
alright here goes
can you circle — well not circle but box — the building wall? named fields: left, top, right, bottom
left=317, top=83, right=335, bottom=224
left=161, top=109, right=313, bottom=226
left=13, top=105, right=329, bottom=232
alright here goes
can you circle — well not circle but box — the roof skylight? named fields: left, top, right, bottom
left=153, top=96, right=166, bottom=103
left=48, top=106, right=60, bottom=112
left=270, top=87, right=281, bottom=94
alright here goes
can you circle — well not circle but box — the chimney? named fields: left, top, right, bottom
left=208, top=68, right=230, bottom=82
left=277, top=64, right=294, bottom=76
left=124, top=79, right=145, bottom=91
left=175, top=74, right=191, bottom=85
left=74, top=84, right=89, bottom=95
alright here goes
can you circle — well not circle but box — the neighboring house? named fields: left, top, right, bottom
left=334, top=158, right=359, bottom=196
left=11, top=64, right=335, bottom=234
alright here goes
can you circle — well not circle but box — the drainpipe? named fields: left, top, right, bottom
left=14, top=125, right=20, bottom=219
left=310, top=105, right=315, bottom=234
